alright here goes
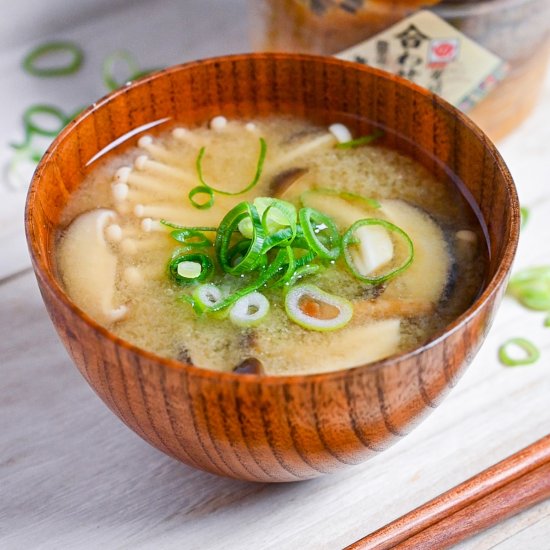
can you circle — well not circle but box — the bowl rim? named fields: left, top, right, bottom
left=25, top=52, right=520, bottom=385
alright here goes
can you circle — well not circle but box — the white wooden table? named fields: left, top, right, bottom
left=1, top=2, right=549, bottom=548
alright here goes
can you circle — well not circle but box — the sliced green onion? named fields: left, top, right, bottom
left=216, top=202, right=265, bottom=275
left=160, top=221, right=217, bottom=232
left=169, top=253, right=214, bottom=285
left=239, top=197, right=296, bottom=242
left=498, top=338, right=540, bottom=367
left=301, top=188, right=380, bottom=210
left=102, top=50, right=157, bottom=91
left=293, top=247, right=316, bottom=268
left=204, top=248, right=288, bottom=313
left=23, top=104, right=69, bottom=137
left=229, top=291, right=270, bottom=327
left=508, top=267, right=550, bottom=311
left=286, top=264, right=321, bottom=288
left=192, top=284, right=223, bottom=313
left=178, top=261, right=202, bottom=278
left=188, top=185, right=214, bottom=209
left=335, top=129, right=384, bottom=149
left=196, top=137, right=267, bottom=196
left=298, top=207, right=341, bottom=261
left=268, top=246, right=296, bottom=288
left=342, top=218, right=414, bottom=284
left=285, top=284, right=353, bottom=331
left=23, top=41, right=84, bottom=77
left=544, top=315, right=550, bottom=328
left=520, top=206, right=529, bottom=229
left=169, top=228, right=212, bottom=248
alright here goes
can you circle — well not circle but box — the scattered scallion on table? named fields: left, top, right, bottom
left=498, top=338, right=540, bottom=367
left=23, top=41, right=84, bottom=77
left=102, top=50, right=159, bottom=91
left=508, top=266, right=550, bottom=311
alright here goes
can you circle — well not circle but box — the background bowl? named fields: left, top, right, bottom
left=25, top=54, right=519, bottom=482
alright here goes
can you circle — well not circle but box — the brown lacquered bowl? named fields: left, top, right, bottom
left=25, top=54, right=519, bottom=482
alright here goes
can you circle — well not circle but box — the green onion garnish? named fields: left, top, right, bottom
left=286, top=264, right=321, bottom=288
left=229, top=291, right=270, bottom=327
left=285, top=284, right=353, bottom=331
left=335, top=129, right=385, bottom=149
left=169, top=228, right=212, bottom=248
left=342, top=218, right=414, bottom=284
left=169, top=252, right=214, bottom=285
left=23, top=41, right=84, bottom=77
left=298, top=207, right=341, bottom=261
left=102, top=50, right=158, bottom=91
left=544, top=315, right=550, bottom=328
left=165, top=190, right=413, bottom=329
left=202, top=247, right=289, bottom=313
left=498, top=338, right=540, bottom=367
left=188, top=186, right=215, bottom=209
left=216, top=202, right=266, bottom=275
left=520, top=206, right=529, bottom=229
left=22, top=104, right=70, bottom=138
left=195, top=137, right=267, bottom=200
left=508, top=266, right=550, bottom=311
left=192, top=284, right=223, bottom=312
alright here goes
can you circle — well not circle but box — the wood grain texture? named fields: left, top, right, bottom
left=346, top=434, right=550, bottom=549
left=395, top=461, right=550, bottom=549
left=24, top=54, right=520, bottom=482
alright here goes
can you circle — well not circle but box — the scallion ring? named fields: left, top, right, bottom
left=169, top=253, right=214, bottom=286
left=508, top=267, right=550, bottom=311
left=216, top=202, right=265, bottom=275
left=160, top=221, right=217, bottom=232
left=298, top=207, right=341, bottom=261
left=192, top=284, right=224, bottom=313
left=196, top=137, right=267, bottom=196
left=203, top=248, right=288, bottom=313
left=286, top=264, right=321, bottom=288
left=268, top=246, right=296, bottom=288
left=102, top=50, right=139, bottom=90
left=229, top=291, right=270, bottom=327
left=23, top=105, right=69, bottom=138
left=498, top=338, right=540, bottom=367
left=285, top=284, right=353, bottom=331
left=342, top=218, right=414, bottom=284
left=520, top=206, right=530, bottom=229
left=188, top=186, right=215, bottom=210
left=170, top=228, right=212, bottom=248
left=23, top=41, right=84, bottom=77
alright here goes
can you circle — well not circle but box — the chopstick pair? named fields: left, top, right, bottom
left=345, top=434, right=550, bottom=549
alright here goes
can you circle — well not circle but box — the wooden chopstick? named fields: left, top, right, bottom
left=345, top=435, right=550, bottom=550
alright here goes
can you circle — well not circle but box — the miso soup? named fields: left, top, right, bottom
left=57, top=116, right=487, bottom=375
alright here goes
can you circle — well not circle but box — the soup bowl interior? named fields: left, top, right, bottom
left=25, top=54, right=519, bottom=482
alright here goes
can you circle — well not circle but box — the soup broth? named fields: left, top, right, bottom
left=57, top=116, right=486, bottom=375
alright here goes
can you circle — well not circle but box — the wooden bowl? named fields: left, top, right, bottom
left=25, top=54, right=519, bottom=482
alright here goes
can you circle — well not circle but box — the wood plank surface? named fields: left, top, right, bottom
left=1, top=1, right=549, bottom=548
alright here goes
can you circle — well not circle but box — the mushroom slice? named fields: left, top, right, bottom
left=270, top=167, right=308, bottom=197
left=255, top=320, right=401, bottom=375
left=354, top=298, right=434, bottom=319
left=379, top=200, right=450, bottom=305
left=233, top=357, right=264, bottom=374
left=57, top=209, right=127, bottom=325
